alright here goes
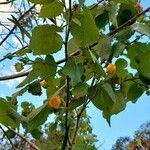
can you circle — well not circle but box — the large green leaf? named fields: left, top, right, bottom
left=92, top=83, right=116, bottom=111
left=132, top=22, right=150, bottom=36
left=72, top=83, right=89, bottom=97
left=127, top=83, right=144, bottom=102
left=136, top=51, right=150, bottom=84
left=93, top=36, right=112, bottom=61
left=115, top=58, right=128, bottom=69
left=103, top=91, right=126, bottom=125
left=0, top=98, right=19, bottom=128
left=28, top=81, right=42, bottom=96
left=63, top=58, right=84, bottom=86
left=17, top=55, right=57, bottom=88
left=112, top=42, right=126, bottom=58
left=70, top=7, right=99, bottom=47
left=127, top=43, right=150, bottom=69
left=34, top=55, right=57, bottom=79
left=67, top=38, right=80, bottom=55
left=115, top=27, right=133, bottom=42
left=95, top=11, right=108, bottom=29
left=40, top=1, right=64, bottom=18
left=30, top=25, right=63, bottom=55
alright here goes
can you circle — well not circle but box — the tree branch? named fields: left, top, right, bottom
left=0, top=125, right=14, bottom=149
left=90, top=0, right=106, bottom=10
left=0, top=0, right=14, bottom=4
left=0, top=50, right=80, bottom=81
left=0, top=5, right=35, bottom=47
left=108, top=7, right=150, bottom=36
left=6, top=126, right=39, bottom=150
left=61, top=0, right=72, bottom=149
left=89, top=6, right=150, bottom=48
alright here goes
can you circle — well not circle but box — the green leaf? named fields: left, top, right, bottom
left=103, top=91, right=126, bottom=125
left=132, top=22, right=150, bottom=36
left=127, top=43, right=150, bottom=69
left=30, top=25, right=63, bottom=55
left=92, top=83, right=116, bottom=111
left=31, top=128, right=43, bottom=139
left=40, top=1, right=64, bottom=18
left=115, top=27, right=133, bottom=42
left=108, top=2, right=119, bottom=27
left=18, top=55, right=57, bottom=88
left=136, top=51, right=150, bottom=84
left=27, top=103, right=52, bottom=131
left=70, top=7, right=99, bottom=47
left=95, top=11, right=108, bottom=29
left=0, top=98, right=19, bottom=128
left=63, top=58, right=84, bottom=86
left=46, top=86, right=57, bottom=98
left=34, top=55, right=57, bottom=79
left=28, top=81, right=42, bottom=96
left=16, top=48, right=31, bottom=56
left=72, top=83, right=89, bottom=97
left=15, top=62, right=24, bottom=72
left=68, top=38, right=80, bottom=55
left=112, top=42, right=126, bottom=58
left=93, top=36, right=112, bottom=61
left=29, top=0, right=54, bottom=4
left=127, top=83, right=144, bottom=102
left=115, top=58, right=128, bottom=69
left=69, top=97, right=85, bottom=111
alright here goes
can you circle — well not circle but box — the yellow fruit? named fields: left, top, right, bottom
left=48, top=96, right=61, bottom=109
left=107, top=63, right=116, bottom=74
left=135, top=3, right=142, bottom=11
left=40, top=80, right=47, bottom=88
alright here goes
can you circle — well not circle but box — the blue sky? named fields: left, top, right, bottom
left=0, top=0, right=149, bottom=149
left=86, top=0, right=150, bottom=149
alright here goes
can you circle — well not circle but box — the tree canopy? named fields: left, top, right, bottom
left=0, top=0, right=149, bottom=149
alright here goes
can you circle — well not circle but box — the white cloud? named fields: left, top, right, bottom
left=0, top=65, right=26, bottom=88
left=0, top=1, right=15, bottom=32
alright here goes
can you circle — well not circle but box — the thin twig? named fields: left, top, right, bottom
left=0, top=5, right=35, bottom=47
left=90, top=0, right=106, bottom=10
left=0, top=50, right=80, bottom=81
left=0, top=125, right=14, bottom=149
left=0, top=0, right=14, bottom=4
left=6, top=126, right=39, bottom=150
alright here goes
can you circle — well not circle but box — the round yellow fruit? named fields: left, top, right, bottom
left=107, top=63, right=116, bottom=74
left=135, top=2, right=142, bottom=11
left=40, top=80, right=47, bottom=88
left=48, top=96, right=61, bottom=109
